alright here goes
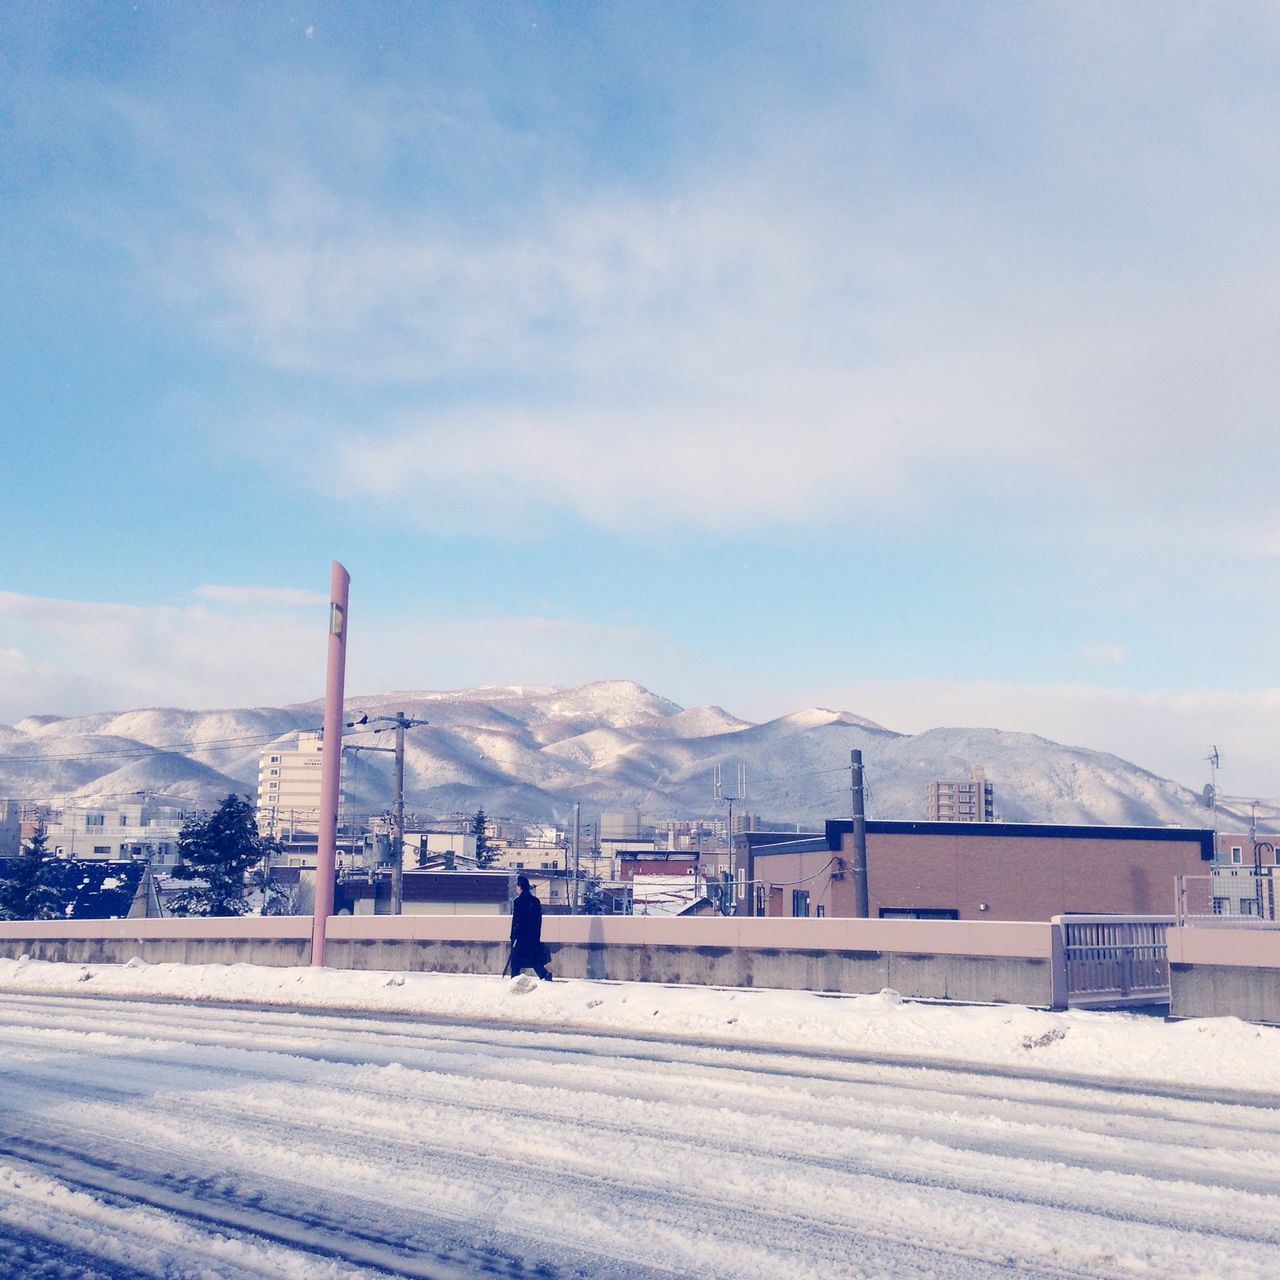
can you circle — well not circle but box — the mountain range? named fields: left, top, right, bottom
left=0, top=680, right=1219, bottom=829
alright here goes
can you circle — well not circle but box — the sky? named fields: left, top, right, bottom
left=2, top=2, right=1279, bottom=796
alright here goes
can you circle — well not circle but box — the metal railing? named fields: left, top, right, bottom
left=1176, top=868, right=1278, bottom=924
left=1053, top=915, right=1174, bottom=1008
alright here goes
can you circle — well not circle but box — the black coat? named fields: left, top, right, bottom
left=509, top=889, right=546, bottom=970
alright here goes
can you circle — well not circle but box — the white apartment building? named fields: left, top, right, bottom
left=258, top=732, right=344, bottom=838
left=42, top=799, right=191, bottom=864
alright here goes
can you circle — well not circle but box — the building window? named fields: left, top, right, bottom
left=269, top=768, right=280, bottom=777
left=1212, top=897, right=1230, bottom=915
left=119, top=815, right=128, bottom=827
left=86, top=814, right=104, bottom=828
left=270, top=755, right=281, bottom=764
left=1231, top=846, right=1243, bottom=864
left=879, top=907, right=960, bottom=921
left=93, top=845, right=110, bottom=855
left=792, top=890, right=810, bottom=917
left=268, top=782, right=279, bottom=790
left=815, top=904, right=826, bottom=918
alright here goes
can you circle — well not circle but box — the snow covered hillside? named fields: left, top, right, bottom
left=0, top=680, right=1214, bottom=827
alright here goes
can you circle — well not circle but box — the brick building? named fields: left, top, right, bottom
left=748, top=820, right=1214, bottom=921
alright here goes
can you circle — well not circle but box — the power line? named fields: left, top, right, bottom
left=0, top=727, right=322, bottom=766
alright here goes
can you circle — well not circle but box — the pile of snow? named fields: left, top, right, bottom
left=1, top=957, right=1276, bottom=1098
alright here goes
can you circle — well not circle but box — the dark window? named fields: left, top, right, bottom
left=878, top=907, right=960, bottom=921
left=792, top=890, right=810, bottom=917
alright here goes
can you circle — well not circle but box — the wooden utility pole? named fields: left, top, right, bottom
left=850, top=749, right=869, bottom=918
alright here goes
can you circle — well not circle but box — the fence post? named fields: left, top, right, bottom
left=1049, top=916, right=1068, bottom=1010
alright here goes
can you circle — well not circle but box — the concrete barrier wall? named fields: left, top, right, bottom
left=1168, top=925, right=1280, bottom=1025
left=0, top=918, right=312, bottom=968
left=0, top=915, right=1056, bottom=1005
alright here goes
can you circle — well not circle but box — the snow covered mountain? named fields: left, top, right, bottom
left=0, top=680, right=1215, bottom=828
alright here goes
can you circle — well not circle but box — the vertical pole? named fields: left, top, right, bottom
left=572, top=801, right=581, bottom=913
left=393, top=712, right=405, bottom=915
left=850, top=749, right=869, bottom=918
left=311, top=561, right=350, bottom=967
left=726, top=795, right=734, bottom=915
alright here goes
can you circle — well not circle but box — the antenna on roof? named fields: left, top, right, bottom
left=1203, top=746, right=1220, bottom=827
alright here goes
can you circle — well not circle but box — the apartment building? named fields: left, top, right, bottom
left=257, top=731, right=345, bottom=838
left=41, top=799, right=191, bottom=864
left=926, top=770, right=995, bottom=822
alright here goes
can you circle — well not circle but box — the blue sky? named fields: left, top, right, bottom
left=3, top=2, right=1280, bottom=794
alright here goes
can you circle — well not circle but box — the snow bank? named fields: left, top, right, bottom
left=1, top=955, right=1276, bottom=1096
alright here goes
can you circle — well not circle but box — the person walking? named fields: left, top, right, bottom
left=508, top=874, right=553, bottom=980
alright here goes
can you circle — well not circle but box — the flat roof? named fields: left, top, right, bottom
left=822, top=819, right=1215, bottom=860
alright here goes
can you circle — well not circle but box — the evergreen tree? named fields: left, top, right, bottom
left=472, top=809, right=497, bottom=868
left=169, top=795, right=281, bottom=916
left=0, top=825, right=65, bottom=921
left=579, top=874, right=607, bottom=915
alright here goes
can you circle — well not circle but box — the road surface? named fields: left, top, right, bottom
left=1, top=990, right=1278, bottom=1279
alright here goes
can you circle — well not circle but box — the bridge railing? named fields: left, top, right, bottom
left=1051, top=915, right=1174, bottom=1008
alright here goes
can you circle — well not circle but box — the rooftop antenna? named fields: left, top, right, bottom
left=1205, top=746, right=1220, bottom=826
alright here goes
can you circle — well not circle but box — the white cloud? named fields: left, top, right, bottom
left=191, top=585, right=330, bottom=608
left=0, top=590, right=681, bottom=726
left=1080, top=642, right=1128, bottom=667
left=149, top=169, right=1280, bottom=545
left=64, top=12, right=1277, bottom=551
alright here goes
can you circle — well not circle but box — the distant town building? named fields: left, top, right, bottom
left=749, top=819, right=1214, bottom=921
left=0, top=800, right=22, bottom=857
left=257, top=732, right=344, bottom=838
left=598, top=810, right=644, bottom=841
left=926, top=769, right=995, bottom=822
left=402, top=831, right=478, bottom=869
left=339, top=869, right=515, bottom=916
left=41, top=798, right=190, bottom=865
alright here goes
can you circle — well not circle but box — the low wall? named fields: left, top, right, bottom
left=1168, top=925, right=1280, bottom=1026
left=0, top=918, right=312, bottom=967
left=0, top=915, right=1057, bottom=1006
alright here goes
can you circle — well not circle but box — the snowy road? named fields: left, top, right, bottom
left=1, top=990, right=1279, bottom=1280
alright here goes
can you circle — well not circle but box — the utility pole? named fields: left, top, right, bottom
left=312, top=561, right=350, bottom=968
left=713, top=763, right=745, bottom=915
left=850, top=749, right=869, bottom=918
left=345, top=710, right=428, bottom=914
left=571, top=801, right=581, bottom=913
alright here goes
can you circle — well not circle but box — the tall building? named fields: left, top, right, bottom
left=258, top=732, right=343, bottom=838
left=926, top=769, right=995, bottom=822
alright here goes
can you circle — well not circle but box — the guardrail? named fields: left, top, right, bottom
left=1052, top=915, right=1174, bottom=1007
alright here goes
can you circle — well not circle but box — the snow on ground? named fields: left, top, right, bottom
left=3, top=965, right=1280, bottom=1278
left=1, top=955, right=1277, bottom=1097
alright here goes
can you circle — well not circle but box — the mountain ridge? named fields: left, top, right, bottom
left=0, top=680, right=1215, bottom=829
